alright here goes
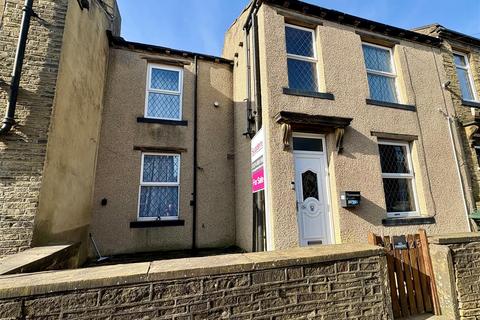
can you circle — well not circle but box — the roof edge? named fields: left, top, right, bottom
left=106, top=31, right=233, bottom=65
left=262, top=0, right=442, bottom=47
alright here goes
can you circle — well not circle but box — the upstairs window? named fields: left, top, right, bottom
left=146, top=64, right=183, bottom=120
left=454, top=52, right=477, bottom=102
left=363, top=43, right=398, bottom=103
left=285, top=24, right=318, bottom=92
left=378, top=141, right=418, bottom=217
left=138, top=154, right=180, bottom=220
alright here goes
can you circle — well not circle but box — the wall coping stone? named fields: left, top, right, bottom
left=0, top=243, right=383, bottom=300
left=429, top=232, right=480, bottom=245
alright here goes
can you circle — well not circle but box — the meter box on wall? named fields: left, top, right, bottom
left=340, top=191, right=361, bottom=208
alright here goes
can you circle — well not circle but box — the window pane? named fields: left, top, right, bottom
left=456, top=67, right=475, bottom=101
left=143, top=155, right=179, bottom=183
left=453, top=54, right=466, bottom=67
left=151, top=68, right=180, bottom=91
left=287, top=59, right=317, bottom=92
left=285, top=26, right=314, bottom=57
left=139, top=186, right=178, bottom=218
left=147, top=92, right=181, bottom=119
left=367, top=73, right=398, bottom=103
left=293, top=137, right=323, bottom=151
left=362, top=45, right=393, bottom=73
left=383, top=178, right=416, bottom=213
left=475, top=148, right=480, bottom=168
left=302, top=170, right=319, bottom=200
left=379, top=144, right=409, bottom=174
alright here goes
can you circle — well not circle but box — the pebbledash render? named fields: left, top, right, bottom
left=0, top=0, right=478, bottom=262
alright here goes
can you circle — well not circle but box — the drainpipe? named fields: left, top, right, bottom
left=192, top=55, right=199, bottom=250
left=0, top=0, right=35, bottom=136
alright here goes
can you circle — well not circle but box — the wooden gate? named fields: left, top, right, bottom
left=368, top=229, right=440, bottom=318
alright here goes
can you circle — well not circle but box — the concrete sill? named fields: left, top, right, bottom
left=137, top=117, right=188, bottom=126
left=462, top=100, right=480, bottom=109
left=382, top=216, right=436, bottom=227
left=283, top=88, right=335, bottom=100
left=366, top=99, right=416, bottom=111
left=130, top=220, right=185, bottom=228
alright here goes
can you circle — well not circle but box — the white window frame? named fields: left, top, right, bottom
left=378, top=140, right=419, bottom=218
left=145, top=64, right=183, bottom=121
left=285, top=23, right=319, bottom=91
left=137, top=153, right=181, bottom=221
left=453, top=51, right=478, bottom=102
left=362, top=42, right=400, bottom=103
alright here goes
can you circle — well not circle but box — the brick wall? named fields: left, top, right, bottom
left=0, top=244, right=393, bottom=319
left=0, top=0, right=69, bottom=257
left=430, top=233, right=480, bottom=319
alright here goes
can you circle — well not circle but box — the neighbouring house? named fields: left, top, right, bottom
left=414, top=24, right=480, bottom=224
left=0, top=0, right=477, bottom=263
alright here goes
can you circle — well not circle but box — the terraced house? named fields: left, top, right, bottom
left=0, top=0, right=477, bottom=264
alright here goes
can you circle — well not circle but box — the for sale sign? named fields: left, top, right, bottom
left=251, top=128, right=265, bottom=193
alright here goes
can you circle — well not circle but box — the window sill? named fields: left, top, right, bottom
left=462, top=100, right=480, bottom=108
left=382, top=216, right=436, bottom=227
left=130, top=220, right=185, bottom=228
left=137, top=117, right=188, bottom=126
left=283, top=88, right=335, bottom=100
left=366, top=99, right=416, bottom=111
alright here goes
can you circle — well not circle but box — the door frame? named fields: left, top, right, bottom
left=293, top=132, right=335, bottom=245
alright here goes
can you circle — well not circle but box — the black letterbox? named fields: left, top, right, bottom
left=340, top=191, right=361, bottom=208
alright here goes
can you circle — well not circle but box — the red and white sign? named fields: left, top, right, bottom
left=251, top=128, right=265, bottom=193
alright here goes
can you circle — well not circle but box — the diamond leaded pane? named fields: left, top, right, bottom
left=456, top=67, right=475, bottom=101
left=379, top=144, right=409, bottom=174
left=139, top=186, right=178, bottom=218
left=362, top=45, right=393, bottom=73
left=302, top=170, right=319, bottom=200
left=151, top=68, right=180, bottom=91
left=382, top=178, right=415, bottom=213
left=147, top=92, right=180, bottom=119
left=367, top=73, right=398, bottom=103
left=288, top=58, right=317, bottom=92
left=285, top=26, right=314, bottom=57
left=143, top=155, right=179, bottom=183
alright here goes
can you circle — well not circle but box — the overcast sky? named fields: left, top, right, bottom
left=116, top=0, right=480, bottom=57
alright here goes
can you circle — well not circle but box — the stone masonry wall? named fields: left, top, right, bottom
left=0, top=0, right=69, bottom=257
left=430, top=233, right=480, bottom=320
left=0, top=245, right=393, bottom=319
left=439, top=39, right=480, bottom=208
left=450, top=241, right=480, bottom=319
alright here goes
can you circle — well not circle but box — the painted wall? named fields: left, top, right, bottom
left=32, top=0, right=121, bottom=262
left=226, top=3, right=470, bottom=251
left=90, top=48, right=235, bottom=256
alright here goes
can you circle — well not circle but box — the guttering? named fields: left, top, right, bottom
left=0, top=0, right=35, bottom=136
left=192, top=56, right=199, bottom=251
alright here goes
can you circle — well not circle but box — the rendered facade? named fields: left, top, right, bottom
left=0, top=0, right=478, bottom=262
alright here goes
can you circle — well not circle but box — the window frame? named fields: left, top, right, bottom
left=145, top=63, right=184, bottom=121
left=362, top=42, right=400, bottom=103
left=285, top=23, right=319, bottom=92
left=137, top=152, right=181, bottom=221
left=453, top=51, right=478, bottom=102
left=378, top=140, right=420, bottom=218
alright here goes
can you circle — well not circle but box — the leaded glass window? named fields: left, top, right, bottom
left=454, top=52, right=477, bottom=102
left=138, top=154, right=180, bottom=220
left=146, top=64, right=183, bottom=120
left=285, top=24, right=318, bottom=92
left=378, top=141, right=418, bottom=217
left=362, top=43, right=398, bottom=103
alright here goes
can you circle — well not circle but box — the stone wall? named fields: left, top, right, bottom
left=0, top=244, right=393, bottom=319
left=0, top=0, right=69, bottom=258
left=429, top=233, right=480, bottom=319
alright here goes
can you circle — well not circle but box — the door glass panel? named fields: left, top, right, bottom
left=293, top=137, right=323, bottom=151
left=302, top=170, right=319, bottom=200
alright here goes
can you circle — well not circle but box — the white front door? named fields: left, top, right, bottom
left=293, top=135, right=332, bottom=246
